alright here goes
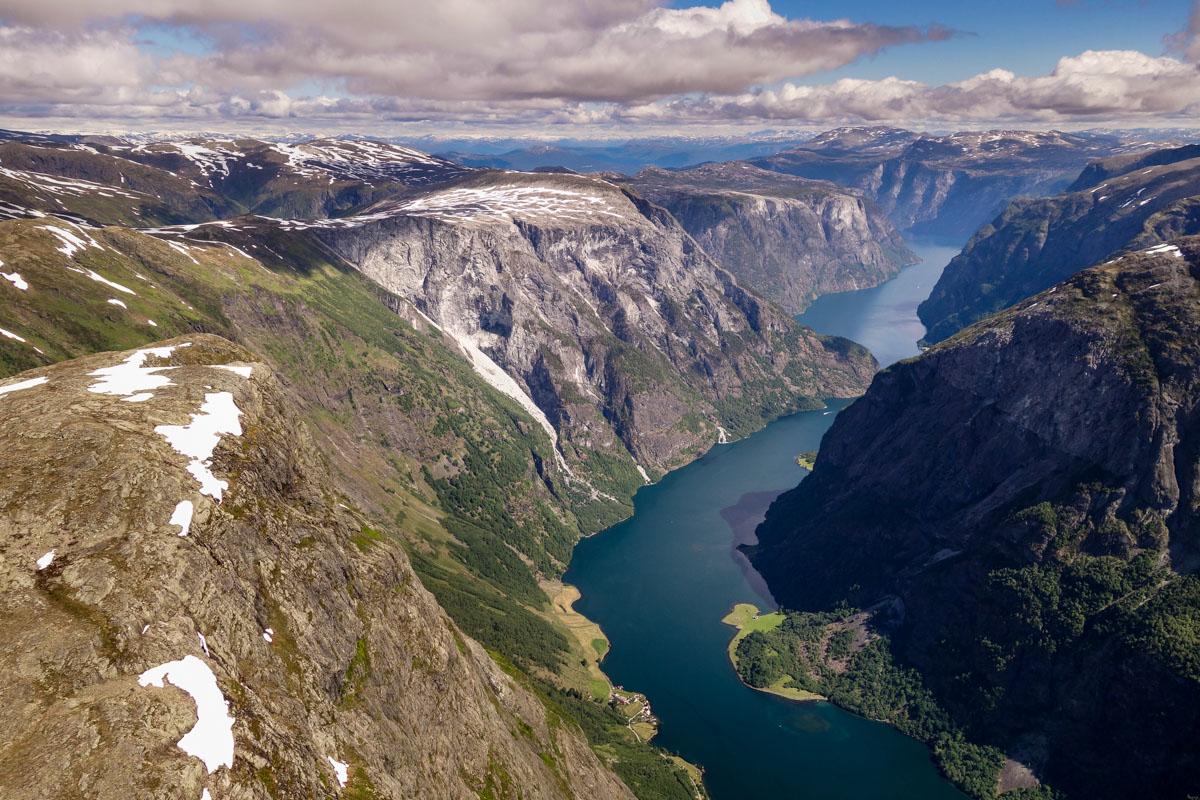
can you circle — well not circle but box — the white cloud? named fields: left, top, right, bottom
left=0, top=0, right=946, bottom=108
left=619, top=50, right=1200, bottom=124
left=0, top=26, right=149, bottom=104
left=0, top=2, right=1194, bottom=131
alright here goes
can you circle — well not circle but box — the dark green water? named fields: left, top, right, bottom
left=566, top=241, right=966, bottom=800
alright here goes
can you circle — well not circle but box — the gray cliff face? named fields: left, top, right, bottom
left=750, top=127, right=1144, bottom=240
left=619, top=164, right=915, bottom=314
left=304, top=170, right=877, bottom=473
left=751, top=239, right=1200, bottom=799
left=919, top=148, right=1200, bottom=344
left=0, top=335, right=634, bottom=800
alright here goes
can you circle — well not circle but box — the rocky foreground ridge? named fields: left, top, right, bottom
left=617, top=163, right=915, bottom=314
left=0, top=335, right=634, bottom=800
left=751, top=238, right=1200, bottom=799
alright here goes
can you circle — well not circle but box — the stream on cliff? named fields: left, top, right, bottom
left=565, top=240, right=965, bottom=799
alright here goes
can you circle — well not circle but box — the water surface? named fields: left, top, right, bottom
left=797, top=239, right=963, bottom=367
left=567, top=241, right=966, bottom=798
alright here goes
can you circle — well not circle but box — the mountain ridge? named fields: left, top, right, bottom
left=750, top=237, right=1200, bottom=799
left=918, top=143, right=1200, bottom=344
left=748, top=126, right=1157, bottom=239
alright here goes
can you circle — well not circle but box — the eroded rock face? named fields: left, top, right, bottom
left=0, top=334, right=633, bottom=800
left=619, top=164, right=915, bottom=314
left=751, top=239, right=1200, bottom=799
left=918, top=147, right=1200, bottom=344
left=306, top=170, right=877, bottom=472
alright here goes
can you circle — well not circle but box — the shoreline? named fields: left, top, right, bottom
left=720, top=602, right=825, bottom=703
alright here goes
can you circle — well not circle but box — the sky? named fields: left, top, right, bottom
left=0, top=0, right=1197, bottom=139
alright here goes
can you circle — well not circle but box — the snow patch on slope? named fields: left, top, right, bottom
left=154, top=391, right=243, bottom=502
left=87, top=345, right=180, bottom=396
left=2, top=270, right=28, bottom=290
left=170, top=500, right=194, bottom=536
left=447, top=328, right=568, bottom=473
left=137, top=655, right=235, bottom=774
left=0, top=376, right=48, bottom=396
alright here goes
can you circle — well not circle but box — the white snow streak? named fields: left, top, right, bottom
left=170, top=500, right=194, bottom=536
left=328, top=757, right=349, bottom=788
left=397, top=185, right=625, bottom=223
left=2, top=271, right=28, bottom=290
left=87, top=346, right=179, bottom=397
left=137, top=655, right=235, bottom=774
left=107, top=298, right=127, bottom=309
left=36, top=550, right=55, bottom=570
left=167, top=240, right=201, bottom=264
left=0, top=327, right=27, bottom=342
left=1144, top=243, right=1183, bottom=258
left=154, top=392, right=243, bottom=502
left=40, top=225, right=101, bottom=258
left=0, top=376, right=47, bottom=396
left=80, top=268, right=135, bottom=295
left=448, top=329, right=568, bottom=472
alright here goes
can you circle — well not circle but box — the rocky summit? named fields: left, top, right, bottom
left=0, top=334, right=633, bottom=800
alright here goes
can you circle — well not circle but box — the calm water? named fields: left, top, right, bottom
left=566, top=240, right=965, bottom=799
left=796, top=240, right=963, bottom=368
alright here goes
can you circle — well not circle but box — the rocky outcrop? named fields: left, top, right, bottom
left=618, top=164, right=915, bottom=313
left=750, top=238, right=1200, bottom=799
left=0, top=335, right=634, bottom=800
left=750, top=127, right=1144, bottom=240
left=918, top=147, right=1200, bottom=344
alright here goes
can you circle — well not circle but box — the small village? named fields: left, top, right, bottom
left=612, top=685, right=659, bottom=742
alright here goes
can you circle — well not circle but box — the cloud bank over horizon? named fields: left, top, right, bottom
left=0, top=0, right=1197, bottom=136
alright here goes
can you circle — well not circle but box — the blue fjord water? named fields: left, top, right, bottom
left=565, top=241, right=966, bottom=799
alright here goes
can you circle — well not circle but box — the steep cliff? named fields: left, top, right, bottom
left=161, top=170, right=877, bottom=478
left=919, top=146, right=1200, bottom=344
left=617, top=164, right=915, bottom=313
left=751, top=238, right=1200, bottom=799
left=0, top=335, right=635, bottom=800
left=750, top=127, right=1143, bottom=240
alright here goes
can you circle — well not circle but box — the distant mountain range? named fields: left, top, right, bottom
left=746, top=126, right=1168, bottom=240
